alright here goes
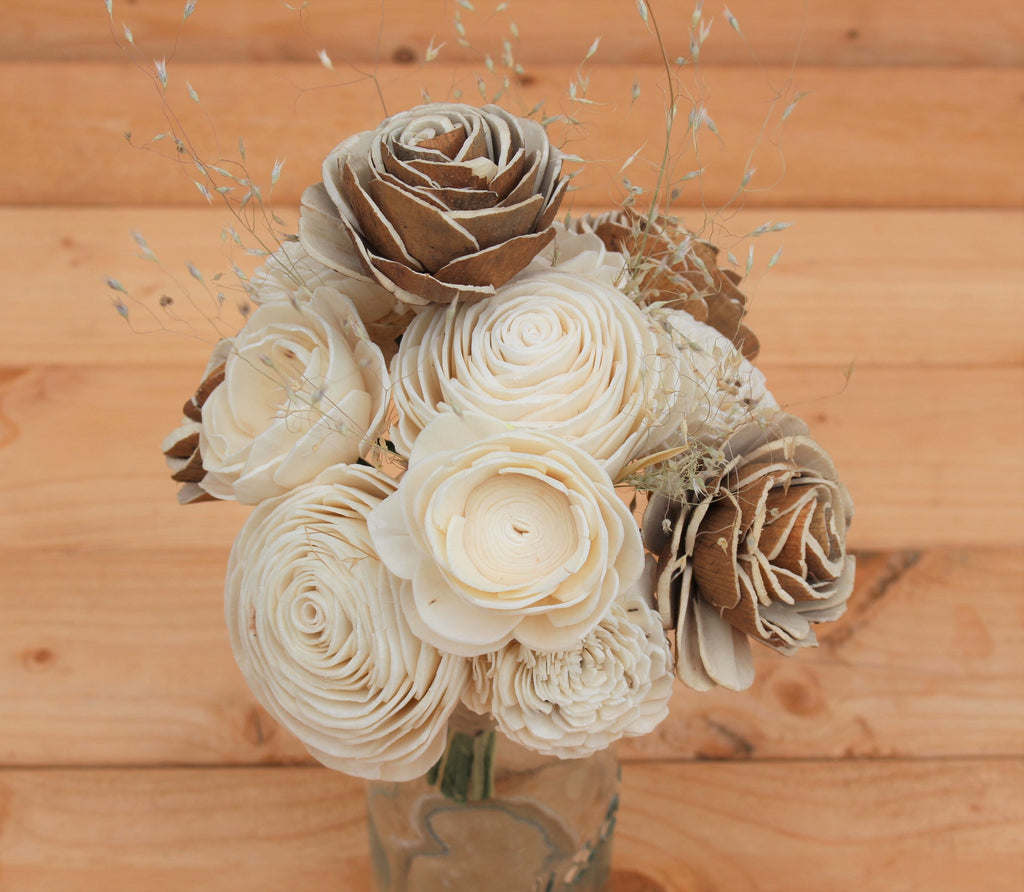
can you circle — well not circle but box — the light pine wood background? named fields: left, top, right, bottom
left=1, top=1, right=1022, bottom=889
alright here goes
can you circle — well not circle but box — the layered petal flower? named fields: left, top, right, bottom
left=225, top=465, right=469, bottom=781
left=464, top=563, right=674, bottom=757
left=300, top=103, right=568, bottom=306
left=198, top=289, right=389, bottom=503
left=656, top=308, right=777, bottom=446
left=368, top=413, right=645, bottom=657
left=644, top=413, right=855, bottom=692
left=389, top=269, right=683, bottom=477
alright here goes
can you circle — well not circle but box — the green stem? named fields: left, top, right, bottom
left=426, top=713, right=498, bottom=803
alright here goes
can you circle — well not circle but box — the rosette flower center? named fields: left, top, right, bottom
left=293, top=593, right=326, bottom=634
left=458, top=474, right=586, bottom=592
left=504, top=309, right=562, bottom=351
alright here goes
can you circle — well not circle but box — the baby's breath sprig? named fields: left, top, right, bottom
left=619, top=439, right=726, bottom=504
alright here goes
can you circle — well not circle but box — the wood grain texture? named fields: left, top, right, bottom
left=5, top=207, right=1023, bottom=368
left=4, top=0, right=1023, bottom=66
left=2, top=363, right=1021, bottom=552
left=2, top=548, right=1021, bottom=766
left=4, top=62, right=1022, bottom=208
left=0, top=761, right=1021, bottom=892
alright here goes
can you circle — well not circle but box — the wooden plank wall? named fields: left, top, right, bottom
left=1, top=1, right=1022, bottom=889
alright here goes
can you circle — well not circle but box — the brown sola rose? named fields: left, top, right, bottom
left=643, top=413, right=855, bottom=691
left=577, top=209, right=760, bottom=361
left=299, top=103, right=569, bottom=307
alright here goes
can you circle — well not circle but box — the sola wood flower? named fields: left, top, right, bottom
left=525, top=222, right=628, bottom=287
left=197, top=290, right=389, bottom=504
left=389, top=269, right=683, bottom=477
left=299, top=103, right=568, bottom=307
left=250, top=238, right=411, bottom=348
left=656, top=308, right=777, bottom=446
left=579, top=210, right=760, bottom=360
left=225, top=466, right=469, bottom=781
left=464, top=565, right=674, bottom=758
left=644, top=414, right=855, bottom=692
left=368, top=413, right=645, bottom=657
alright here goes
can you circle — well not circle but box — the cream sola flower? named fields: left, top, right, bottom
left=225, top=465, right=469, bottom=781
left=525, top=222, right=629, bottom=287
left=464, top=561, right=674, bottom=758
left=389, top=269, right=683, bottom=477
left=367, top=412, right=646, bottom=657
left=195, top=289, right=389, bottom=504
left=248, top=238, right=411, bottom=348
left=653, top=307, right=778, bottom=446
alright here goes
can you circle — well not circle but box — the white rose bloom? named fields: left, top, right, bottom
left=524, top=223, right=628, bottom=287
left=250, top=239, right=411, bottom=347
left=225, top=465, right=469, bottom=782
left=250, top=238, right=355, bottom=304
left=199, top=289, right=389, bottom=503
left=465, top=563, right=674, bottom=757
left=389, top=269, right=682, bottom=477
left=368, top=412, right=646, bottom=657
left=657, top=308, right=777, bottom=445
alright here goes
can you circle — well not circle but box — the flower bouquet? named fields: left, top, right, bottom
left=148, top=14, right=854, bottom=892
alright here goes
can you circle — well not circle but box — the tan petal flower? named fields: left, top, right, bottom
left=225, top=465, right=469, bottom=781
left=577, top=209, right=759, bottom=360
left=644, top=413, right=855, bottom=691
left=300, top=103, right=568, bottom=306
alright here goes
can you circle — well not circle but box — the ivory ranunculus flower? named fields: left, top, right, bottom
left=300, top=103, right=568, bottom=306
left=464, top=564, right=674, bottom=758
left=198, top=290, right=389, bottom=503
left=389, top=270, right=683, bottom=476
left=368, top=413, right=646, bottom=657
left=225, top=465, right=469, bottom=781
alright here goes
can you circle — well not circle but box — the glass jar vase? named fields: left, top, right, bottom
left=365, top=710, right=620, bottom=892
